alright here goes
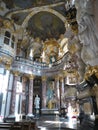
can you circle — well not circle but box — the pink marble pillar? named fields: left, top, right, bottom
left=60, top=78, right=65, bottom=107
left=55, top=76, right=60, bottom=108
left=28, top=75, right=34, bottom=115
left=10, top=72, right=19, bottom=115
left=42, top=76, right=47, bottom=108
left=21, top=76, right=27, bottom=114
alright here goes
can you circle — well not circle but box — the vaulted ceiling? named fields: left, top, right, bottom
left=0, top=0, right=86, bottom=83
left=2, top=0, right=66, bottom=41
left=2, top=0, right=65, bottom=9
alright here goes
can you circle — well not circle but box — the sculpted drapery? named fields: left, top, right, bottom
left=75, top=0, right=98, bottom=65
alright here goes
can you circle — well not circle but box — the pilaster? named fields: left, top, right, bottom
left=27, top=74, right=34, bottom=116
left=55, top=75, right=60, bottom=108
left=42, top=76, right=47, bottom=108
left=10, top=71, right=20, bottom=115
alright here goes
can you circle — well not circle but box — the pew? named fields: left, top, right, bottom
left=10, top=122, right=22, bottom=130
left=10, top=120, right=37, bottom=130
left=0, top=122, right=12, bottom=130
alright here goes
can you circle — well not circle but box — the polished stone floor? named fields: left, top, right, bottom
left=35, top=115, right=78, bottom=130
left=0, top=115, right=79, bottom=130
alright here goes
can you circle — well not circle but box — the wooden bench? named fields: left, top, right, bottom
left=22, top=121, right=37, bottom=130
left=0, top=123, right=12, bottom=130
left=30, top=121, right=38, bottom=130
left=10, top=122, right=23, bottom=130
left=10, top=120, right=37, bottom=130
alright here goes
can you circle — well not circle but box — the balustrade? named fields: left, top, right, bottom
left=11, top=54, right=68, bottom=76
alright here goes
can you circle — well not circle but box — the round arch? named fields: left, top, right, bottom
left=22, top=8, right=66, bottom=27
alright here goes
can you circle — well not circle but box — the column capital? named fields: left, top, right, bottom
left=5, top=64, right=11, bottom=70
left=63, top=71, right=68, bottom=77
left=22, top=76, right=27, bottom=82
left=55, top=75, right=59, bottom=81
left=28, top=74, right=35, bottom=80
left=42, top=76, right=47, bottom=81
left=13, top=71, right=20, bottom=76
left=59, top=77, right=64, bottom=83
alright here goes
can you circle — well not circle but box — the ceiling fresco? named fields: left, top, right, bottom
left=0, top=0, right=86, bottom=84
left=26, top=11, right=66, bottom=41
left=2, top=0, right=66, bottom=9
left=4, top=0, right=67, bottom=41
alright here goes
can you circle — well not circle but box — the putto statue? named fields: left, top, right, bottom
left=75, top=0, right=98, bottom=65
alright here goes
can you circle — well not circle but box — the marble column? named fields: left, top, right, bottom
left=60, top=77, right=65, bottom=107
left=42, top=76, right=47, bottom=108
left=0, top=69, right=10, bottom=118
left=21, top=76, right=27, bottom=114
left=92, top=84, right=98, bottom=130
left=10, top=71, right=19, bottom=115
left=55, top=76, right=60, bottom=109
left=28, top=74, right=34, bottom=116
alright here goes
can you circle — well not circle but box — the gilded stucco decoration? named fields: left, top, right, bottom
left=85, top=65, right=98, bottom=80
left=42, top=39, right=63, bottom=63
left=65, top=5, right=78, bottom=35
left=0, top=16, right=15, bottom=32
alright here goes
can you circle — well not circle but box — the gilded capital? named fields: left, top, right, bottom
left=91, top=84, right=98, bottom=96
left=3, top=19, right=12, bottom=29
left=55, top=75, right=59, bottom=81
left=28, top=74, right=34, bottom=80
left=63, top=71, right=68, bottom=77
left=84, top=65, right=98, bottom=80
left=22, top=76, right=27, bottom=82
left=69, top=43, right=78, bottom=54
left=60, top=77, right=64, bottom=83
left=5, top=64, right=11, bottom=70
left=42, top=76, right=47, bottom=81
left=13, top=71, right=20, bottom=76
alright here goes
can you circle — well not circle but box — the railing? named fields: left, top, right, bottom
left=0, top=34, right=70, bottom=75
left=11, top=54, right=68, bottom=76
left=15, top=52, right=68, bottom=69
left=0, top=35, right=16, bottom=57
left=0, top=35, right=68, bottom=75
left=15, top=56, right=49, bottom=69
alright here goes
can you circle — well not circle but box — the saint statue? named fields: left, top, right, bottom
left=75, top=0, right=98, bottom=65
left=34, top=95, right=40, bottom=109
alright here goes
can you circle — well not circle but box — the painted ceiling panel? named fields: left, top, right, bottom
left=27, top=11, right=66, bottom=40
left=2, top=0, right=66, bottom=9
left=11, top=12, right=30, bottom=25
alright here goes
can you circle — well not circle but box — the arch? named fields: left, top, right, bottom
left=22, top=8, right=66, bottom=27
left=5, top=31, right=11, bottom=38
left=4, top=31, right=11, bottom=45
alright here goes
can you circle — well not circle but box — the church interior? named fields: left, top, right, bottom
left=0, top=0, right=98, bottom=130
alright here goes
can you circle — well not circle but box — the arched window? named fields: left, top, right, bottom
left=4, top=31, right=11, bottom=45
left=11, top=35, right=15, bottom=48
